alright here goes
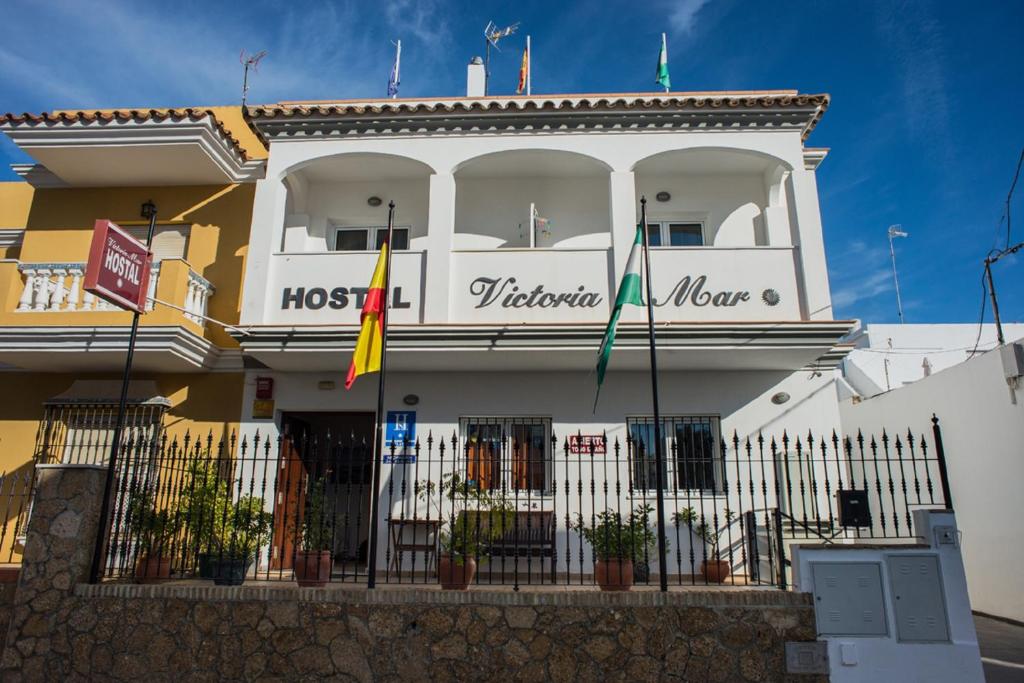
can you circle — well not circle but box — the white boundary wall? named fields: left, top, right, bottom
left=840, top=346, right=1024, bottom=622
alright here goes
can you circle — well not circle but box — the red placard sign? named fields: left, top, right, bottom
left=84, top=219, right=153, bottom=314
left=569, top=434, right=607, bottom=455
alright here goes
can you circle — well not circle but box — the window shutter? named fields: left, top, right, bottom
left=125, top=224, right=190, bottom=262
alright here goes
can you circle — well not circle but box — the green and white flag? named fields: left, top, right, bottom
left=595, top=224, right=645, bottom=406
left=655, top=33, right=671, bottom=91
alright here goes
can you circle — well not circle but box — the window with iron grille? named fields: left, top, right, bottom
left=627, top=416, right=722, bottom=493
left=35, top=403, right=168, bottom=466
left=459, top=417, right=552, bottom=494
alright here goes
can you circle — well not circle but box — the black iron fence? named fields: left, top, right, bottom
left=92, top=418, right=952, bottom=589
left=0, top=468, right=34, bottom=563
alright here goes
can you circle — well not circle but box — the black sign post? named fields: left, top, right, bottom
left=89, top=200, right=158, bottom=583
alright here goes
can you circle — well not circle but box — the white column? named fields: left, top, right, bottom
left=32, top=269, right=51, bottom=311
left=609, top=171, right=638, bottom=288
left=787, top=169, right=833, bottom=320
left=48, top=269, right=67, bottom=311
left=17, top=269, right=36, bottom=311
left=66, top=268, right=82, bottom=311
left=184, top=280, right=197, bottom=322
left=82, top=289, right=96, bottom=311
left=422, top=172, right=456, bottom=323
left=240, top=177, right=289, bottom=325
left=146, top=264, right=159, bottom=311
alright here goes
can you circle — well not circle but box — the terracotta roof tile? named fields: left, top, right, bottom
left=0, top=108, right=254, bottom=161
left=246, top=92, right=830, bottom=140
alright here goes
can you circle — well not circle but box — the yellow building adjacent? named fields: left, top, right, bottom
left=0, top=107, right=265, bottom=561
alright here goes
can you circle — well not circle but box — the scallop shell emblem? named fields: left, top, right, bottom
left=761, top=289, right=781, bottom=306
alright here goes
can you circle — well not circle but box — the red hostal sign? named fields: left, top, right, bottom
left=84, top=219, right=153, bottom=314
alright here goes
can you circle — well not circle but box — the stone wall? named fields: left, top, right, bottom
left=16, top=585, right=822, bottom=682
left=1, top=464, right=825, bottom=682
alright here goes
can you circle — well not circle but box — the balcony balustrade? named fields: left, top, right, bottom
left=1, top=259, right=214, bottom=329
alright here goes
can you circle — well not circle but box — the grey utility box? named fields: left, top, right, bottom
left=811, top=562, right=888, bottom=636
left=887, top=554, right=950, bottom=642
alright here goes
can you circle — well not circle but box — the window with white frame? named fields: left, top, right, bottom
left=333, top=226, right=410, bottom=251
left=460, top=417, right=552, bottom=493
left=627, top=416, right=722, bottom=492
left=644, top=221, right=705, bottom=247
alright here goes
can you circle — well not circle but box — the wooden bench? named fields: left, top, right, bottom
left=484, top=510, right=557, bottom=581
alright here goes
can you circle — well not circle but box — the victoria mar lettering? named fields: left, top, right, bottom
left=469, top=277, right=604, bottom=309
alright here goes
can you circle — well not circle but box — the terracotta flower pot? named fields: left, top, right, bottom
left=294, top=550, right=333, bottom=587
left=438, top=556, right=476, bottom=590
left=595, top=559, right=634, bottom=591
left=134, top=553, right=172, bottom=583
left=702, top=559, right=731, bottom=584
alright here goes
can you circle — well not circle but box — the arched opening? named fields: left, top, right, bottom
left=454, top=150, right=611, bottom=249
left=279, top=153, right=433, bottom=252
left=632, top=149, right=792, bottom=247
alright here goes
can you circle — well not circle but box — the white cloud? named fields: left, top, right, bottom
left=668, top=0, right=713, bottom=34
left=0, top=0, right=398, bottom=109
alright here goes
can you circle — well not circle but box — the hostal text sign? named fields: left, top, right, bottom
left=84, top=219, right=153, bottom=314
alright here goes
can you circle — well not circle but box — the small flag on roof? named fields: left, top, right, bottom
left=387, top=40, right=401, bottom=98
left=655, top=33, right=671, bottom=92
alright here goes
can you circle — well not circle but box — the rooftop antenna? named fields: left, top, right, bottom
left=483, top=21, right=519, bottom=96
left=240, top=49, right=267, bottom=106
left=887, top=224, right=909, bottom=324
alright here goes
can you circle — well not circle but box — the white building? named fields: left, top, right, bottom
left=232, top=62, right=863, bottom=580
left=840, top=322, right=1024, bottom=398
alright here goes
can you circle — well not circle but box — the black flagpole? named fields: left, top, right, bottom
left=366, top=201, right=396, bottom=589
left=640, top=196, right=669, bottom=592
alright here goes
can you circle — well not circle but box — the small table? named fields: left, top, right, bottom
left=387, top=519, right=441, bottom=575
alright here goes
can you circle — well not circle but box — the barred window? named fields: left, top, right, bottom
left=459, top=417, right=552, bottom=494
left=627, top=416, right=722, bottom=493
left=35, top=403, right=167, bottom=466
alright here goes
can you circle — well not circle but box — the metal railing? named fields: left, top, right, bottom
left=91, top=416, right=952, bottom=589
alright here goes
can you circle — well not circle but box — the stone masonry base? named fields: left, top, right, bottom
left=8, top=584, right=822, bottom=682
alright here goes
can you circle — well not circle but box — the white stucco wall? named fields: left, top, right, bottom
left=635, top=173, right=768, bottom=246
left=840, top=347, right=1024, bottom=622
left=288, top=178, right=430, bottom=252
left=454, top=176, right=611, bottom=248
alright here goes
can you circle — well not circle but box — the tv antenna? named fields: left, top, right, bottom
left=482, top=21, right=519, bottom=96
left=240, top=49, right=267, bottom=106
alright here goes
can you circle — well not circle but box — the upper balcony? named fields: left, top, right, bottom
left=252, top=144, right=817, bottom=323
left=0, top=257, right=220, bottom=371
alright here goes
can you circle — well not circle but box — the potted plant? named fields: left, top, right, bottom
left=180, top=460, right=232, bottom=579
left=574, top=504, right=661, bottom=591
left=627, top=504, right=670, bottom=585
left=294, top=477, right=333, bottom=587
left=207, top=495, right=273, bottom=586
left=127, top=486, right=181, bottom=583
left=419, top=473, right=514, bottom=590
left=675, top=507, right=736, bottom=583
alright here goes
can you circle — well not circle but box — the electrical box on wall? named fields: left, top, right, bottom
left=887, top=555, right=950, bottom=643
left=811, top=562, right=888, bottom=636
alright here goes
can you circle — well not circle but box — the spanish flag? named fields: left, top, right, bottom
left=516, top=36, right=530, bottom=95
left=345, top=242, right=389, bottom=389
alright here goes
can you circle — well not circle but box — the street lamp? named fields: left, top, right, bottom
left=887, top=225, right=909, bottom=324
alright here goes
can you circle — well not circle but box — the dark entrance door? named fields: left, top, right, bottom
left=271, top=412, right=375, bottom=574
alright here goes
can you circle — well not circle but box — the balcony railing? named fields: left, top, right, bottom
left=17, top=262, right=160, bottom=312
left=4, top=260, right=213, bottom=328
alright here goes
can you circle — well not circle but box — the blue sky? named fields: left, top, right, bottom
left=2, top=0, right=1022, bottom=325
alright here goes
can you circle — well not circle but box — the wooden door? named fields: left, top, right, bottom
left=270, top=437, right=306, bottom=570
